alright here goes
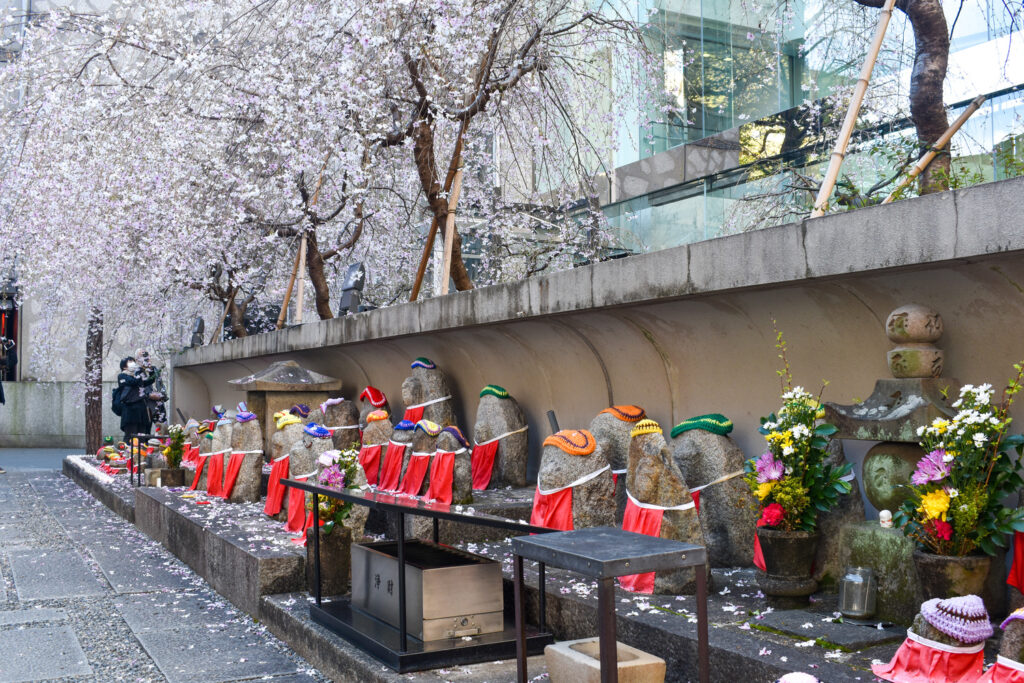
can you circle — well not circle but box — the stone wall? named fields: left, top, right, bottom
left=170, top=177, right=1024, bottom=507
left=0, top=380, right=122, bottom=448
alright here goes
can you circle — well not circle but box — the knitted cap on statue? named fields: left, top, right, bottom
left=288, top=425, right=334, bottom=476
left=401, top=358, right=455, bottom=426
left=270, top=411, right=305, bottom=461
left=589, top=405, right=647, bottom=524
left=873, top=595, right=991, bottom=683
left=670, top=412, right=757, bottom=568
left=981, top=608, right=1024, bottom=682
left=473, top=384, right=529, bottom=488
left=532, top=430, right=614, bottom=531
left=359, top=386, right=391, bottom=429
left=623, top=421, right=708, bottom=594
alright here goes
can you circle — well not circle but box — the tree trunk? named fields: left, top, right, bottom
left=304, top=232, right=336, bottom=319
left=902, top=0, right=950, bottom=194
left=854, top=0, right=950, bottom=193
left=84, top=308, right=103, bottom=454
left=412, top=121, right=474, bottom=291
left=227, top=298, right=248, bottom=338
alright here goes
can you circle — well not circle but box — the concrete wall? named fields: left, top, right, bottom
left=0, top=380, right=122, bottom=448
left=170, top=177, right=1024, bottom=500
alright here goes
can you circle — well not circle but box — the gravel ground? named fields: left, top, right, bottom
left=0, top=470, right=329, bottom=683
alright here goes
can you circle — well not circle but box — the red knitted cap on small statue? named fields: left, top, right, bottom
left=360, top=386, right=387, bottom=407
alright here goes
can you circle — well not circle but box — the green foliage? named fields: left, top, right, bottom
left=165, top=425, right=185, bottom=469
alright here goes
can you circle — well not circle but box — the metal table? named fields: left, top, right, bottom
left=281, top=479, right=556, bottom=672
left=511, top=526, right=710, bottom=683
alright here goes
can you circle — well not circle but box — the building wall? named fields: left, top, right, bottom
left=0, top=380, right=122, bottom=448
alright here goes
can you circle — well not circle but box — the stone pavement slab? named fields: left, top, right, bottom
left=0, top=624, right=92, bottom=682
left=85, top=544, right=196, bottom=594
left=135, top=623, right=300, bottom=683
left=0, top=518, right=32, bottom=547
left=8, top=548, right=108, bottom=600
left=116, top=592, right=244, bottom=633
left=756, top=609, right=906, bottom=650
left=0, top=607, right=66, bottom=626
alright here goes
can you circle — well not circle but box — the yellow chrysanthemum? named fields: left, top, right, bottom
left=918, top=489, right=950, bottom=521
left=931, top=419, right=950, bottom=435
left=756, top=482, right=776, bottom=500
left=766, top=431, right=794, bottom=449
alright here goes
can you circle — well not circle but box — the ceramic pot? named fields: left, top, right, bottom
left=756, top=527, right=819, bottom=608
left=913, top=550, right=991, bottom=601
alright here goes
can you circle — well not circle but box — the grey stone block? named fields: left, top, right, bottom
left=0, top=625, right=92, bottom=682
left=0, top=517, right=33, bottom=547
left=9, top=549, right=107, bottom=600
left=62, top=456, right=136, bottom=523
left=755, top=609, right=904, bottom=650
left=0, top=607, right=66, bottom=627
left=115, top=593, right=242, bottom=633
left=135, top=624, right=298, bottom=683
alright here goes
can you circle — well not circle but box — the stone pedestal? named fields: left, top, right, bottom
left=545, top=638, right=666, bottom=683
left=306, top=525, right=353, bottom=597
left=838, top=522, right=921, bottom=625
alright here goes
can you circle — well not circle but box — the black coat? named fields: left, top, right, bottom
left=118, top=370, right=155, bottom=431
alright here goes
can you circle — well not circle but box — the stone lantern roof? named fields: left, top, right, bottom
left=228, top=360, right=342, bottom=392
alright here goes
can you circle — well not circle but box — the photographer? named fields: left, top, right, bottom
left=135, top=349, right=168, bottom=431
left=0, top=337, right=14, bottom=382
left=117, top=356, right=156, bottom=441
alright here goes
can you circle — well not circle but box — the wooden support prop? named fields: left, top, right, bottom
left=294, top=234, right=307, bottom=324
left=211, top=287, right=237, bottom=343
left=275, top=245, right=303, bottom=330
left=810, top=0, right=897, bottom=218
left=882, top=94, right=986, bottom=205
left=439, top=167, right=465, bottom=295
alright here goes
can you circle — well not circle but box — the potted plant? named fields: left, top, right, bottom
left=744, top=330, right=852, bottom=605
left=306, top=448, right=361, bottom=595
left=895, top=366, right=1024, bottom=601
left=157, top=425, right=187, bottom=486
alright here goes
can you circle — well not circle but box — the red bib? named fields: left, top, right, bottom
left=219, top=452, right=246, bottom=499
left=264, top=456, right=289, bottom=516
left=1009, top=531, right=1024, bottom=593
left=872, top=631, right=984, bottom=683
left=284, top=477, right=308, bottom=533
left=358, top=445, right=383, bottom=486
left=188, top=455, right=209, bottom=490
left=402, top=406, right=425, bottom=423
left=378, top=442, right=407, bottom=492
left=619, top=498, right=664, bottom=594
left=753, top=519, right=768, bottom=571
left=205, top=451, right=225, bottom=497
left=426, top=451, right=456, bottom=504
left=398, top=453, right=431, bottom=496
left=979, top=657, right=1024, bottom=683
left=529, top=486, right=573, bottom=531
left=471, top=441, right=499, bottom=490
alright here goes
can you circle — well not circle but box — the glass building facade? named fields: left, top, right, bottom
left=606, top=0, right=1024, bottom=252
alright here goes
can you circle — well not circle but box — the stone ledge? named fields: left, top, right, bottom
left=134, top=487, right=306, bottom=618
left=175, top=176, right=1024, bottom=369
left=62, top=456, right=136, bottom=524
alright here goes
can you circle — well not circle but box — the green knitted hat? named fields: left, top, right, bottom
left=670, top=414, right=733, bottom=438
left=480, top=384, right=509, bottom=399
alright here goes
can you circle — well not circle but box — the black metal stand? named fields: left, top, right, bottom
left=511, top=527, right=711, bottom=683
left=286, top=479, right=555, bottom=673
left=130, top=433, right=161, bottom=487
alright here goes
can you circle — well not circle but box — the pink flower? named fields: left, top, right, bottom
left=761, top=503, right=785, bottom=527
left=912, top=449, right=950, bottom=485
left=755, top=452, right=785, bottom=483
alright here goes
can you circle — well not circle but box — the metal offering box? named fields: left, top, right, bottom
left=351, top=539, right=504, bottom=642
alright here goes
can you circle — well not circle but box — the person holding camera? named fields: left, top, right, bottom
left=135, top=349, right=168, bottom=431
left=117, top=356, right=156, bottom=441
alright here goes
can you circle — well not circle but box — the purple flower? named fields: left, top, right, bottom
left=318, top=464, right=346, bottom=490
left=912, top=449, right=950, bottom=485
left=755, top=451, right=785, bottom=483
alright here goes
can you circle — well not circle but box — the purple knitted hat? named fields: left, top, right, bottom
left=1001, top=606, right=1024, bottom=630
left=920, top=595, right=993, bottom=644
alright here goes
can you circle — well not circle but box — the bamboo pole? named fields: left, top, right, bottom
left=410, top=133, right=467, bottom=302
left=275, top=245, right=303, bottom=330
left=294, top=234, right=308, bottom=324
left=439, top=167, right=465, bottom=295
left=882, top=94, right=986, bottom=204
left=810, top=0, right=897, bottom=218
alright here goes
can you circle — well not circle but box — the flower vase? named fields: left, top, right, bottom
left=756, top=527, right=819, bottom=608
left=912, top=550, right=991, bottom=602
left=306, top=523, right=353, bottom=596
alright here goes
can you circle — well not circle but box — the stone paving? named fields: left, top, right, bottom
left=0, top=470, right=328, bottom=683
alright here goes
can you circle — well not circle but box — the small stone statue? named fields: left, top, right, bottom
left=472, top=385, right=530, bottom=488
left=287, top=423, right=335, bottom=477
left=379, top=419, right=415, bottom=491
left=589, top=405, right=646, bottom=523
left=627, top=419, right=709, bottom=594
left=320, top=397, right=361, bottom=450
left=879, top=509, right=893, bottom=528
left=228, top=403, right=263, bottom=503
left=430, top=426, right=472, bottom=505
left=400, top=420, right=441, bottom=496
left=670, top=414, right=757, bottom=568
left=270, top=410, right=305, bottom=461
left=359, top=386, right=391, bottom=429
left=184, top=418, right=201, bottom=449
left=532, top=429, right=615, bottom=531
left=210, top=405, right=234, bottom=454
left=358, top=410, right=393, bottom=486
left=999, top=607, right=1024, bottom=667
left=401, top=358, right=456, bottom=426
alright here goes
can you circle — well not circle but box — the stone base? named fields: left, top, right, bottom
left=62, top=455, right=135, bottom=523
left=545, top=638, right=666, bottom=683
left=755, top=569, right=817, bottom=609
left=135, top=487, right=306, bottom=617
left=839, top=522, right=920, bottom=625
